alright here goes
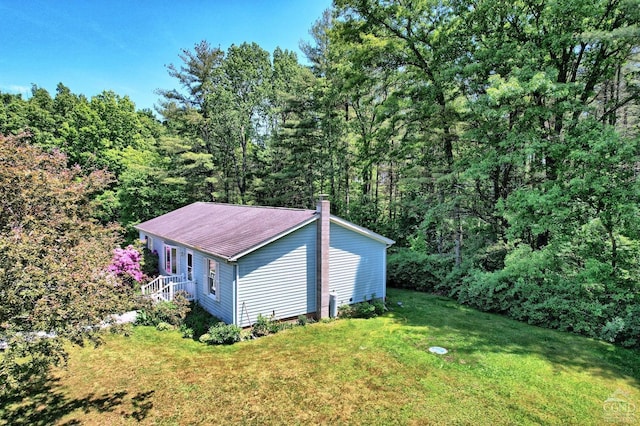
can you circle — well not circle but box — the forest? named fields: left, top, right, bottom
left=1, top=0, right=639, bottom=350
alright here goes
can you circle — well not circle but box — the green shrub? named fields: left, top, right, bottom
left=141, top=247, right=159, bottom=278
left=204, top=322, right=242, bottom=345
left=371, top=299, right=386, bottom=315
left=296, top=315, right=316, bottom=326
left=156, top=322, right=174, bottom=331
left=451, top=240, right=640, bottom=349
left=619, top=304, right=640, bottom=348
left=135, top=292, right=190, bottom=327
left=182, top=302, right=218, bottom=339
left=240, top=328, right=254, bottom=341
left=386, top=219, right=640, bottom=350
left=337, top=304, right=354, bottom=318
left=387, top=248, right=448, bottom=292
left=270, top=318, right=285, bottom=333
left=252, top=314, right=283, bottom=337
left=338, top=299, right=385, bottom=319
left=252, top=314, right=269, bottom=337
left=180, top=325, right=194, bottom=339
left=600, top=317, right=625, bottom=343
left=355, top=302, right=377, bottom=318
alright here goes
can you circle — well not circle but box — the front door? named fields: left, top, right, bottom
left=164, top=245, right=178, bottom=275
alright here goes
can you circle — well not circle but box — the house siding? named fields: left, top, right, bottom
left=138, top=231, right=235, bottom=324
left=329, top=223, right=386, bottom=307
left=236, top=224, right=316, bottom=327
left=143, top=234, right=161, bottom=258
left=192, top=252, right=234, bottom=324
left=139, top=215, right=391, bottom=328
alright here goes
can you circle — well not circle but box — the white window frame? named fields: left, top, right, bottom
left=146, top=236, right=154, bottom=251
left=164, top=244, right=179, bottom=275
left=205, top=258, right=219, bottom=301
left=186, top=251, right=194, bottom=281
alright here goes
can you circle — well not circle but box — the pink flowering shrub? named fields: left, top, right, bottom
left=109, top=245, right=145, bottom=284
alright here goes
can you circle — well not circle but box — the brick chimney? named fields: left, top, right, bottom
left=316, top=194, right=330, bottom=319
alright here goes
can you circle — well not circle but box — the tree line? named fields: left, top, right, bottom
left=1, top=0, right=639, bottom=348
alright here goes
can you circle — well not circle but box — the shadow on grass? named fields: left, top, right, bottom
left=385, top=288, right=640, bottom=385
left=0, top=377, right=154, bottom=425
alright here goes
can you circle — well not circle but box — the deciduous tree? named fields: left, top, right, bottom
left=0, top=134, right=134, bottom=396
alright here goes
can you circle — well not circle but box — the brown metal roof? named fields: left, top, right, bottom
left=135, top=202, right=317, bottom=260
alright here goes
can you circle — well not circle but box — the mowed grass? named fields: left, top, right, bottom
left=2, top=288, right=638, bottom=425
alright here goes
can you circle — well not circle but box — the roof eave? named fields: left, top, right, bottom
left=135, top=229, right=234, bottom=263
left=329, top=215, right=395, bottom=247
left=135, top=209, right=395, bottom=260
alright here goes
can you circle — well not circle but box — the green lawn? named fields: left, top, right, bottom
left=2, top=288, right=638, bottom=425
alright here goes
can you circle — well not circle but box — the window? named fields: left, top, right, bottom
left=186, top=251, right=194, bottom=281
left=206, top=258, right=219, bottom=300
left=165, top=245, right=178, bottom=275
left=146, top=236, right=154, bottom=251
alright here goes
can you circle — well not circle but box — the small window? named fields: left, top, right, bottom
left=207, top=258, right=219, bottom=300
left=187, top=251, right=194, bottom=281
left=146, top=236, right=154, bottom=250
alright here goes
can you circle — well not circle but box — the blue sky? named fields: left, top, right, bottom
left=0, top=0, right=332, bottom=112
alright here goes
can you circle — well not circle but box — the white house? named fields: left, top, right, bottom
left=135, top=198, right=394, bottom=327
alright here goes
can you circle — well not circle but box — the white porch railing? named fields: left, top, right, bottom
left=140, top=274, right=195, bottom=302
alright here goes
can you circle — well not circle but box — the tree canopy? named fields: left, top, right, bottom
left=0, top=133, right=134, bottom=395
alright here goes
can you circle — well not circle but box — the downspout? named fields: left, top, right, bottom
left=232, top=263, right=238, bottom=326
left=382, top=245, right=388, bottom=301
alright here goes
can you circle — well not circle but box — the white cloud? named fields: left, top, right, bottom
left=1, top=85, right=31, bottom=95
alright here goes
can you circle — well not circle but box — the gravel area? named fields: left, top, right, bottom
left=0, top=311, right=138, bottom=350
